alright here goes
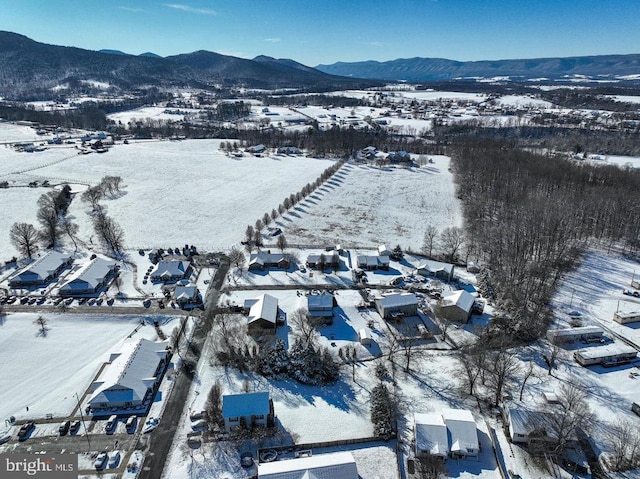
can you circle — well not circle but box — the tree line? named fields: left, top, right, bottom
left=450, top=138, right=640, bottom=341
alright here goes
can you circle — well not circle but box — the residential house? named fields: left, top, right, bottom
left=244, top=294, right=279, bottom=331
left=414, top=409, right=479, bottom=461
left=87, top=338, right=169, bottom=410
left=246, top=144, right=266, bottom=155
left=150, top=260, right=191, bottom=283
left=59, top=257, right=117, bottom=296
left=222, top=392, right=273, bottom=432
left=386, top=151, right=412, bottom=164
left=356, top=255, right=390, bottom=271
left=439, top=290, right=475, bottom=323
left=613, top=310, right=640, bottom=325
left=9, top=251, right=73, bottom=288
left=276, top=146, right=302, bottom=155
left=574, top=344, right=637, bottom=367
left=174, top=284, right=200, bottom=308
left=416, top=259, right=455, bottom=282
left=248, top=252, right=290, bottom=271
left=306, top=251, right=340, bottom=269
left=546, top=326, right=604, bottom=344
left=375, top=292, right=419, bottom=319
left=258, top=451, right=357, bottom=479
left=506, top=406, right=557, bottom=447
left=307, top=293, right=335, bottom=322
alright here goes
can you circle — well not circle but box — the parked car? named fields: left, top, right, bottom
left=94, top=451, right=108, bottom=470
left=108, top=451, right=121, bottom=468
left=58, top=420, right=70, bottom=436
left=17, top=421, right=35, bottom=441
left=70, top=420, right=81, bottom=433
left=125, top=415, right=137, bottom=431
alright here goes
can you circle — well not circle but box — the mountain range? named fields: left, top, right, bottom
left=0, top=31, right=374, bottom=97
left=315, top=55, right=640, bottom=82
left=1, top=31, right=639, bottom=100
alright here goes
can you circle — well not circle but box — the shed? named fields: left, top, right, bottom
left=359, top=328, right=372, bottom=345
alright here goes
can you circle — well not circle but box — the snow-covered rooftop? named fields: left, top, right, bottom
left=441, top=290, right=474, bottom=313
left=222, top=391, right=270, bottom=419
left=246, top=293, right=278, bottom=325
left=376, top=292, right=418, bottom=309
left=257, top=451, right=357, bottom=479
left=88, top=338, right=168, bottom=407
left=9, top=250, right=72, bottom=285
left=574, top=344, right=637, bottom=360
left=150, top=260, right=190, bottom=281
left=441, top=408, right=479, bottom=455
left=59, top=257, right=116, bottom=294
left=414, top=413, right=449, bottom=456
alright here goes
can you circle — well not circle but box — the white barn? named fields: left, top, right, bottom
left=88, top=338, right=169, bottom=410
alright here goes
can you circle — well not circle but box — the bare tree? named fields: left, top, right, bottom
left=518, top=360, right=535, bottom=401
left=416, top=455, right=447, bottom=479
left=276, top=234, right=288, bottom=252
left=228, top=247, right=246, bottom=269
left=255, top=219, right=263, bottom=232
left=10, top=222, right=39, bottom=258
left=423, top=225, right=439, bottom=258
left=486, top=347, right=520, bottom=406
left=271, top=209, right=278, bottom=221
left=543, top=343, right=560, bottom=376
left=262, top=212, right=271, bottom=227
left=606, top=417, right=640, bottom=471
left=546, top=384, right=595, bottom=453
left=457, top=343, right=486, bottom=397
left=439, top=226, right=465, bottom=262
left=288, top=307, right=322, bottom=347
left=81, top=185, right=104, bottom=211
left=37, top=203, right=60, bottom=248
left=93, top=211, right=125, bottom=254
left=205, top=380, right=223, bottom=429
left=61, top=217, right=79, bottom=252
left=34, top=315, right=48, bottom=337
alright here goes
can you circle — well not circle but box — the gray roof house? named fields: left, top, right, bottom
left=59, top=257, right=117, bottom=296
left=416, top=259, right=455, bottom=282
left=88, top=338, right=168, bottom=410
left=248, top=252, right=290, bottom=271
left=222, top=392, right=273, bottom=432
left=414, top=409, right=479, bottom=460
left=150, top=260, right=191, bottom=282
left=307, top=293, right=335, bottom=321
left=439, top=290, right=475, bottom=323
left=9, top=251, right=73, bottom=288
left=375, top=292, right=419, bottom=319
left=356, top=255, right=390, bottom=270
left=174, top=284, right=200, bottom=307
left=244, top=294, right=279, bottom=331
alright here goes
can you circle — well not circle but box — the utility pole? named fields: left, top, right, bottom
left=75, top=392, right=91, bottom=452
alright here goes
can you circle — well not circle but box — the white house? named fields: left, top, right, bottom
left=222, top=392, right=272, bottom=432
left=414, top=413, right=449, bottom=459
left=439, top=290, right=475, bottom=323
left=59, top=257, right=117, bottom=296
left=88, top=338, right=169, bottom=410
left=506, top=406, right=557, bottom=446
left=258, top=451, right=357, bottom=479
left=9, top=251, right=73, bottom=288
left=375, top=292, right=419, bottom=319
left=244, top=294, right=279, bottom=331
left=414, top=409, right=479, bottom=460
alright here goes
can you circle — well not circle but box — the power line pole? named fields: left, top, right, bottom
left=75, top=392, right=91, bottom=452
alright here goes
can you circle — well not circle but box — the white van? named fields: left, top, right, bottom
left=105, top=415, right=118, bottom=432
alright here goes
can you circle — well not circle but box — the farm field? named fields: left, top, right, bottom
left=0, top=136, right=335, bottom=254
left=280, top=157, right=462, bottom=250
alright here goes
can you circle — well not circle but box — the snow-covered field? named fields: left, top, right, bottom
left=279, top=157, right=462, bottom=250
left=107, top=106, right=201, bottom=124
left=0, top=312, right=177, bottom=421
left=0, top=136, right=335, bottom=255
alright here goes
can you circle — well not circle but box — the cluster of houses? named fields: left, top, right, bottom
left=414, top=409, right=480, bottom=461
left=357, top=146, right=414, bottom=166
left=149, top=258, right=201, bottom=308
left=8, top=251, right=118, bottom=297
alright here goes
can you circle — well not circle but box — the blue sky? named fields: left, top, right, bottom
left=0, top=1, right=638, bottom=66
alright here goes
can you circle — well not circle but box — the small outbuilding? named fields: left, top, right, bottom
left=359, top=328, right=372, bottom=345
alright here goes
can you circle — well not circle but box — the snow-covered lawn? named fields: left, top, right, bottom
left=0, top=312, right=177, bottom=422
left=107, top=106, right=201, bottom=124
left=279, top=158, right=462, bottom=250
